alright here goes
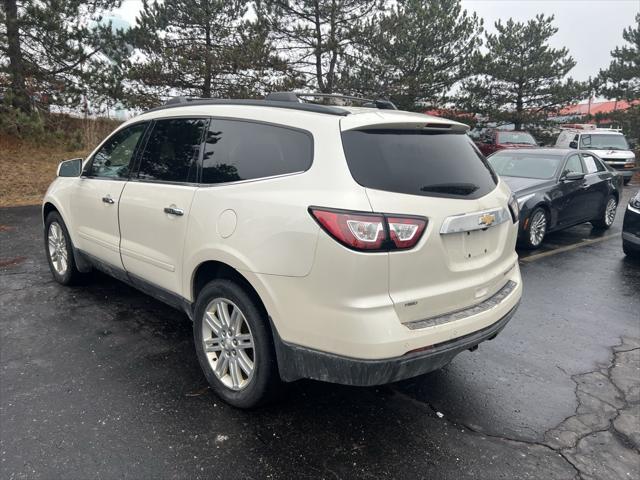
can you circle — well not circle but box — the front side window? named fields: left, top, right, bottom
left=137, top=118, right=208, bottom=183
left=564, top=154, right=585, bottom=174
left=341, top=130, right=497, bottom=199
left=88, top=123, right=147, bottom=179
left=201, top=119, right=313, bottom=184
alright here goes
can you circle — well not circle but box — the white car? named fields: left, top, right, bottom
left=555, top=125, right=637, bottom=185
left=43, top=93, right=523, bottom=408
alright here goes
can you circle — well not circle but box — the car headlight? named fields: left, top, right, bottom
left=630, top=192, right=640, bottom=209
left=508, top=194, right=519, bottom=222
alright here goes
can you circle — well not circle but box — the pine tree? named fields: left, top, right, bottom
left=256, top=0, right=381, bottom=93
left=342, top=0, right=483, bottom=110
left=0, top=0, right=123, bottom=113
left=129, top=0, right=290, bottom=103
left=458, top=14, right=586, bottom=130
left=598, top=13, right=639, bottom=102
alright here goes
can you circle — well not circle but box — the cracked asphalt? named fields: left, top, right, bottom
left=1, top=186, right=639, bottom=480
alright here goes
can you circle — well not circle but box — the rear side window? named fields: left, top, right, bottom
left=582, top=153, right=605, bottom=173
left=201, top=119, right=313, bottom=184
left=341, top=130, right=497, bottom=199
left=137, top=118, right=208, bottom=183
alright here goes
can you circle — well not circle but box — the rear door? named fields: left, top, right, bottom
left=72, top=122, right=148, bottom=268
left=118, top=117, right=208, bottom=295
left=580, top=153, right=609, bottom=218
left=340, top=125, right=515, bottom=324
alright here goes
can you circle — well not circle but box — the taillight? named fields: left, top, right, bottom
left=387, top=216, right=427, bottom=249
left=309, top=207, right=427, bottom=252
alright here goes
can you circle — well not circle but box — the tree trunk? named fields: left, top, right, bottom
left=515, top=84, right=523, bottom=131
left=202, top=21, right=212, bottom=98
left=313, top=1, right=325, bottom=92
left=3, top=0, right=30, bottom=112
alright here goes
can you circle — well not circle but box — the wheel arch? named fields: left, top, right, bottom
left=527, top=201, right=552, bottom=228
left=43, top=201, right=59, bottom=225
left=191, top=261, right=269, bottom=319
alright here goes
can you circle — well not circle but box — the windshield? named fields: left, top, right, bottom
left=497, top=131, right=536, bottom=145
left=341, top=130, right=497, bottom=199
left=488, top=152, right=564, bottom=179
left=580, top=133, right=629, bottom=150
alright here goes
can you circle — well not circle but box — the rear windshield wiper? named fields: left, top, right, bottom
left=420, top=183, right=479, bottom=195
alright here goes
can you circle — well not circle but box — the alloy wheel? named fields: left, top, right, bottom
left=529, top=211, right=547, bottom=246
left=48, top=222, right=68, bottom=275
left=202, top=298, right=255, bottom=391
left=605, top=198, right=617, bottom=226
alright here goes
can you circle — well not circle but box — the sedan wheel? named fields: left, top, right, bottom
left=604, top=198, right=617, bottom=227
left=528, top=210, right=547, bottom=247
left=592, top=196, right=617, bottom=230
left=202, top=298, right=255, bottom=391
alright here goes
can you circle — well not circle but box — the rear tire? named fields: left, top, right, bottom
left=623, top=177, right=631, bottom=186
left=44, top=212, right=85, bottom=285
left=520, top=208, right=547, bottom=249
left=193, top=279, right=281, bottom=408
left=592, top=195, right=617, bottom=229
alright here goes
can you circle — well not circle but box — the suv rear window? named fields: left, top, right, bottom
left=341, top=130, right=497, bottom=199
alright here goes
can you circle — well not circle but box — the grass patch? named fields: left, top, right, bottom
left=0, top=114, right=120, bottom=207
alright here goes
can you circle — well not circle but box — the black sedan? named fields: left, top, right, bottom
left=488, top=148, right=623, bottom=249
left=623, top=190, right=640, bottom=258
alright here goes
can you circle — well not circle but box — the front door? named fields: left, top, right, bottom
left=555, top=154, right=590, bottom=226
left=71, top=122, right=148, bottom=268
left=118, top=117, right=208, bottom=295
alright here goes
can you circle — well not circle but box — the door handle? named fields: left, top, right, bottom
left=164, top=206, right=184, bottom=216
left=102, top=195, right=114, bottom=204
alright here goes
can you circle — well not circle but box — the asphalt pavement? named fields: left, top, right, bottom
left=1, top=186, right=639, bottom=480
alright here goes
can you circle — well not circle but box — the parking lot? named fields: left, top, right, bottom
left=1, top=185, right=638, bottom=480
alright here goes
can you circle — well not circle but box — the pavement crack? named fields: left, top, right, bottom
left=393, top=336, right=639, bottom=480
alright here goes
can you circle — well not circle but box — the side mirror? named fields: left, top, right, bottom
left=57, top=158, right=83, bottom=177
left=569, top=141, right=578, bottom=149
left=563, top=172, right=585, bottom=182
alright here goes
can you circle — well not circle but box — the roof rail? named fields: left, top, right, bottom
left=146, top=97, right=351, bottom=116
left=265, top=91, right=398, bottom=110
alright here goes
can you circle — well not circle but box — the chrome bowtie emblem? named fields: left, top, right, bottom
left=478, top=213, right=496, bottom=227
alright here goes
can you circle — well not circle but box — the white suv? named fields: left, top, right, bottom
left=43, top=93, right=523, bottom=408
left=555, top=125, right=637, bottom=185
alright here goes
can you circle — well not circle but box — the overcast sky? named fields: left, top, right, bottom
left=114, top=0, right=639, bottom=81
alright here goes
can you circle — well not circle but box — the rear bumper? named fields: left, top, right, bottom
left=272, top=301, right=519, bottom=386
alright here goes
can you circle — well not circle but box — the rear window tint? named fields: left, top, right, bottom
left=202, top=119, right=313, bottom=184
left=341, top=130, right=497, bottom=199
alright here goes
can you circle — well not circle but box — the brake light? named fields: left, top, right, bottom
left=309, top=207, right=427, bottom=252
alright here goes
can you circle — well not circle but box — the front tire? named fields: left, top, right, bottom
left=521, top=208, right=547, bottom=249
left=193, top=279, right=281, bottom=408
left=623, top=177, right=631, bottom=186
left=592, top=195, right=617, bottom=229
left=44, top=212, right=84, bottom=285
